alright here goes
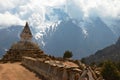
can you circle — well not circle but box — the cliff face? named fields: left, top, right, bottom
left=84, top=37, right=120, bottom=64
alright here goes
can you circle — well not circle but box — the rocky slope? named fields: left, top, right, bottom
left=84, top=37, right=120, bottom=64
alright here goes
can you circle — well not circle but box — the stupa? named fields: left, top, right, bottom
left=2, top=22, right=43, bottom=62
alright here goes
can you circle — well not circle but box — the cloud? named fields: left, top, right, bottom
left=66, top=0, right=120, bottom=19
left=66, top=0, right=84, bottom=20
left=0, top=0, right=28, bottom=12
left=0, top=0, right=120, bottom=29
left=0, top=0, right=66, bottom=28
left=0, top=12, right=24, bottom=27
left=0, top=0, right=15, bottom=12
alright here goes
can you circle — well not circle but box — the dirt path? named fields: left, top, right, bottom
left=0, top=63, right=41, bottom=80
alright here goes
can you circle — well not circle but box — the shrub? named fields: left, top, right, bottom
left=101, top=61, right=120, bottom=80
left=63, top=50, right=73, bottom=58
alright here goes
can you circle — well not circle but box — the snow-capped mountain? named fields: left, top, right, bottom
left=0, top=8, right=120, bottom=58
left=0, top=16, right=119, bottom=59
left=41, top=17, right=117, bottom=59
left=0, top=0, right=120, bottom=59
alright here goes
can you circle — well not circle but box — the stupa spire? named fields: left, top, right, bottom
left=20, top=22, right=32, bottom=41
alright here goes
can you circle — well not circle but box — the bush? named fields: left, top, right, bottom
left=116, top=62, right=120, bottom=71
left=63, top=50, right=73, bottom=58
left=101, top=61, right=120, bottom=80
left=81, top=58, right=86, bottom=63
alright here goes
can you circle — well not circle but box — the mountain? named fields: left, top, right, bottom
left=0, top=26, right=23, bottom=57
left=0, top=17, right=119, bottom=59
left=43, top=20, right=85, bottom=58
left=104, top=19, right=120, bottom=37
left=83, top=37, right=120, bottom=64
left=42, top=17, right=117, bottom=59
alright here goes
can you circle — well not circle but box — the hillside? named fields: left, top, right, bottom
left=84, top=37, right=120, bottom=64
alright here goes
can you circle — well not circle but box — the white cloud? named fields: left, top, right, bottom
left=0, top=0, right=120, bottom=29
left=0, top=12, right=24, bottom=27
left=0, top=0, right=28, bottom=12
left=68, top=0, right=120, bottom=19
left=0, top=0, right=66, bottom=29
left=66, top=0, right=84, bottom=20
left=0, top=0, right=14, bottom=11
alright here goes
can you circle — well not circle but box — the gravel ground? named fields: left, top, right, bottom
left=0, top=63, right=42, bottom=80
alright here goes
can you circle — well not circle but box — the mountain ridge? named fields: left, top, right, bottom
left=0, top=17, right=119, bottom=59
left=83, top=37, right=120, bottom=64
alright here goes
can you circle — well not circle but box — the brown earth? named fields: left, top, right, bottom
left=0, top=63, right=42, bottom=80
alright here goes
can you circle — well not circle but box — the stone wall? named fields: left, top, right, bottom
left=22, top=57, right=69, bottom=80
left=22, top=56, right=102, bottom=80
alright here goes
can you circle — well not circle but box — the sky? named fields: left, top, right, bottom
left=0, top=0, right=120, bottom=29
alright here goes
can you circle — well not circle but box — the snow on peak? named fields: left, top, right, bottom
left=77, top=20, right=89, bottom=38
left=82, top=28, right=88, bottom=38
